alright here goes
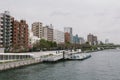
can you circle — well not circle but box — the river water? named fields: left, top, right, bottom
left=0, top=49, right=120, bottom=80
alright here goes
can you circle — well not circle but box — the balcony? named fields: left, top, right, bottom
left=0, top=40, right=3, bottom=43
left=0, top=35, right=3, bottom=38
left=0, top=31, right=3, bottom=34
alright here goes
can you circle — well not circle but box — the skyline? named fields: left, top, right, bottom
left=0, top=0, right=120, bottom=44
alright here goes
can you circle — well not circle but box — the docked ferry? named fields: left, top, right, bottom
left=69, top=53, right=91, bottom=60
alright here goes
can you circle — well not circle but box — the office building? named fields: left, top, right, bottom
left=79, top=37, right=85, bottom=44
left=105, top=39, right=109, bottom=44
left=73, top=34, right=80, bottom=44
left=53, top=29, right=64, bottom=44
left=64, top=27, right=73, bottom=43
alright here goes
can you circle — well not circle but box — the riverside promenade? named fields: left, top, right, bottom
left=0, top=59, right=42, bottom=71
left=0, top=51, right=64, bottom=71
left=0, top=50, right=86, bottom=71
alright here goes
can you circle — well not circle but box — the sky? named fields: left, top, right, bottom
left=0, top=0, right=120, bottom=44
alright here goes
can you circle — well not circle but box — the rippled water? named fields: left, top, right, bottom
left=0, top=49, right=120, bottom=80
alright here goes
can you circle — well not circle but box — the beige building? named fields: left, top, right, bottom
left=32, top=22, right=43, bottom=38
left=43, top=25, right=53, bottom=41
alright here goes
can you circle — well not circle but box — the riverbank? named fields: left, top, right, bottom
left=0, top=49, right=119, bottom=80
left=0, top=59, right=42, bottom=71
left=0, top=49, right=107, bottom=71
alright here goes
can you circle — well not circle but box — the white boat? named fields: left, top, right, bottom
left=116, top=47, right=120, bottom=50
left=69, top=53, right=91, bottom=60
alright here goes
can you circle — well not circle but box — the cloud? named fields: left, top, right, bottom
left=1, top=0, right=120, bottom=44
left=50, top=11, right=70, bottom=16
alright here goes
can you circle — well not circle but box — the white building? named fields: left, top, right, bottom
left=0, top=53, right=33, bottom=62
left=53, top=29, right=64, bottom=44
left=79, top=37, right=85, bottom=44
left=105, top=39, right=109, bottom=44
left=29, top=30, right=40, bottom=48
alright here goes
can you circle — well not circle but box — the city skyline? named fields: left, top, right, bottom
left=0, top=0, right=120, bottom=44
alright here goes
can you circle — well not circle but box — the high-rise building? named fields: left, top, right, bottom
left=0, top=11, right=13, bottom=49
left=12, top=20, right=29, bottom=49
left=105, top=39, right=109, bottom=44
left=64, top=32, right=71, bottom=43
left=93, top=36, right=98, bottom=45
left=79, top=37, right=85, bottom=44
left=64, top=27, right=73, bottom=43
left=32, top=22, right=43, bottom=38
left=53, top=29, right=64, bottom=44
left=73, top=34, right=80, bottom=44
left=87, top=33, right=98, bottom=45
left=43, top=24, right=53, bottom=41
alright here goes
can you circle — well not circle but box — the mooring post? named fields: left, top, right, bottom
left=63, top=51, right=65, bottom=59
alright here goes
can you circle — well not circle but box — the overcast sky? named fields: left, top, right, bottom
left=0, top=0, right=120, bottom=44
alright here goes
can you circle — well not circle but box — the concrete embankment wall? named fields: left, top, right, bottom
left=0, top=59, right=42, bottom=71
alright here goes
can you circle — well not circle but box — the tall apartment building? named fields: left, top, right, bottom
left=43, top=25, right=53, bottom=41
left=64, top=27, right=73, bottom=43
left=12, top=20, right=28, bottom=49
left=87, top=33, right=98, bottom=45
left=0, top=11, right=12, bottom=49
left=53, top=29, right=64, bottom=44
left=32, top=22, right=43, bottom=38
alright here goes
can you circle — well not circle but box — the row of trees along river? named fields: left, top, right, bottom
left=29, top=39, right=116, bottom=52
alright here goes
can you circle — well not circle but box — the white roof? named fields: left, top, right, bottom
left=0, top=53, right=34, bottom=56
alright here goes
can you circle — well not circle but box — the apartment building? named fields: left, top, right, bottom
left=12, top=20, right=29, bottom=49
left=32, top=22, right=43, bottom=38
left=43, top=25, right=53, bottom=41
left=0, top=11, right=12, bottom=50
left=87, top=33, right=98, bottom=45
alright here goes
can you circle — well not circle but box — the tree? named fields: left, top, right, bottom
left=65, top=42, right=71, bottom=50
left=32, top=39, right=58, bottom=51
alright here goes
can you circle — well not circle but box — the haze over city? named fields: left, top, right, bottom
left=0, top=0, right=120, bottom=44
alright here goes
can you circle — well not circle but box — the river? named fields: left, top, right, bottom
left=0, top=49, right=120, bottom=80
